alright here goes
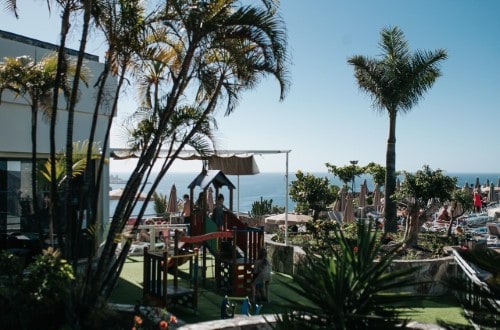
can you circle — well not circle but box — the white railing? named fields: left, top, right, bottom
left=452, top=248, right=500, bottom=328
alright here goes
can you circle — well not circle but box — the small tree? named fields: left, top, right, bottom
left=250, top=197, right=283, bottom=218
left=326, top=162, right=364, bottom=192
left=289, top=170, right=337, bottom=220
left=152, top=192, right=167, bottom=217
left=394, top=165, right=457, bottom=247
left=446, top=189, right=473, bottom=237
left=364, top=162, right=386, bottom=187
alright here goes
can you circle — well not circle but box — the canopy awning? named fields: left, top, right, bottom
left=207, top=154, right=259, bottom=175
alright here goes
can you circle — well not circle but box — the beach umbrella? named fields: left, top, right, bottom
left=109, top=188, right=147, bottom=201
left=343, top=193, right=355, bottom=224
left=475, top=177, right=481, bottom=190
left=359, top=179, right=368, bottom=208
left=372, top=184, right=382, bottom=211
left=167, top=184, right=178, bottom=214
left=489, top=182, right=496, bottom=202
left=264, top=213, right=312, bottom=225
left=396, top=178, right=401, bottom=191
left=334, top=186, right=347, bottom=212
left=206, top=187, right=214, bottom=212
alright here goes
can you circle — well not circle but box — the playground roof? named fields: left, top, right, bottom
left=187, top=170, right=236, bottom=190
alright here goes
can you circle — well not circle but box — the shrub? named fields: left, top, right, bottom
left=0, top=248, right=74, bottom=329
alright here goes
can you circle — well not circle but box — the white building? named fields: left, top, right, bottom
left=0, top=30, right=114, bottom=239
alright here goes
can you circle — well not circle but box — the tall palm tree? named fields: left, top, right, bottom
left=0, top=54, right=76, bottom=242
left=68, top=0, right=289, bottom=326
left=348, top=26, right=447, bottom=233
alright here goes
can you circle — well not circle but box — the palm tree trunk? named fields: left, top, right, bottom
left=30, top=100, right=42, bottom=244
left=384, top=111, right=398, bottom=233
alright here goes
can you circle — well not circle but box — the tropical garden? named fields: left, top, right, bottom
left=0, top=1, right=498, bottom=329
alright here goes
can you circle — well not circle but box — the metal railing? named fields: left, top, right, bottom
left=452, top=248, right=499, bottom=328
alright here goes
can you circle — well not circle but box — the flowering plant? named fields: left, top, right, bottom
left=132, top=306, right=178, bottom=329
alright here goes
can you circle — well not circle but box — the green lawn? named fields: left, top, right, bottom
left=109, top=255, right=470, bottom=326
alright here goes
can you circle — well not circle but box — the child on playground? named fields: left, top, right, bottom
left=251, top=248, right=271, bottom=303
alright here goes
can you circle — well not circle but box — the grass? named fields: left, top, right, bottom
left=109, top=255, right=470, bottom=327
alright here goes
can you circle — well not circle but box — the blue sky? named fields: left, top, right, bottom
left=2, top=1, right=499, bottom=174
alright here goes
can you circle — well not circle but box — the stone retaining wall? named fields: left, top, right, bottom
left=264, top=240, right=456, bottom=296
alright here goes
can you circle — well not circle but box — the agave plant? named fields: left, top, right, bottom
left=274, top=220, right=421, bottom=329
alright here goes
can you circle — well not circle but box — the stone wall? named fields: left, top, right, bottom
left=264, top=240, right=456, bottom=295
left=388, top=256, right=456, bottom=296
left=265, top=241, right=305, bottom=276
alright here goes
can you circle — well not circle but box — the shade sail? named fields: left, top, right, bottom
left=207, top=154, right=259, bottom=175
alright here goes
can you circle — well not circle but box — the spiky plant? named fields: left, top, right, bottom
left=152, top=191, right=167, bottom=217
left=274, top=220, right=421, bottom=329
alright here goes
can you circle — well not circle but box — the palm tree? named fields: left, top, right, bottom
left=1, top=0, right=17, bottom=17
left=348, top=26, right=447, bottom=233
left=0, top=54, right=77, bottom=242
left=73, top=0, right=289, bottom=325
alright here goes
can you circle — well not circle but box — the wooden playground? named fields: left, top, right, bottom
left=141, top=170, right=265, bottom=313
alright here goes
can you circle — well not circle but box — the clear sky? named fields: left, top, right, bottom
left=2, top=1, right=499, bottom=174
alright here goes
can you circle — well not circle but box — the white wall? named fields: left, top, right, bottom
left=0, top=30, right=115, bottom=231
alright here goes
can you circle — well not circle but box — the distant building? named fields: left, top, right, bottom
left=0, top=30, right=114, bottom=240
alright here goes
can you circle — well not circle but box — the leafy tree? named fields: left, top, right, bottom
left=289, top=170, right=337, bottom=220
left=274, top=220, right=419, bottom=329
left=364, top=162, right=386, bottom=187
left=446, top=188, right=473, bottom=237
left=0, top=53, right=85, bottom=243
left=348, top=26, right=447, bottom=233
left=394, top=165, right=456, bottom=247
left=326, top=162, right=364, bottom=192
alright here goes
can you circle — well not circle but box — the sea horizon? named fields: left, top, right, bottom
left=110, top=171, right=500, bottom=216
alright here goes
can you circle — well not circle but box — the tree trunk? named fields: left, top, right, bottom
left=384, top=111, right=398, bottom=233
left=404, top=206, right=420, bottom=248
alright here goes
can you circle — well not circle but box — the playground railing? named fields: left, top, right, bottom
left=143, top=247, right=199, bottom=312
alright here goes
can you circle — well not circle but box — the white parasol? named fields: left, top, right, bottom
left=167, top=184, right=178, bottom=214
left=343, top=193, right=355, bottom=223
left=109, top=188, right=147, bottom=201
left=359, top=179, right=368, bottom=208
left=206, top=186, right=214, bottom=212
left=264, top=213, right=312, bottom=225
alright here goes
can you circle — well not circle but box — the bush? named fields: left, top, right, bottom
left=0, top=248, right=74, bottom=329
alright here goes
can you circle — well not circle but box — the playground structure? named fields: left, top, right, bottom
left=142, top=170, right=265, bottom=310
left=143, top=245, right=199, bottom=311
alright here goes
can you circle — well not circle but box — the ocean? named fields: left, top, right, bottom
left=110, top=172, right=500, bottom=217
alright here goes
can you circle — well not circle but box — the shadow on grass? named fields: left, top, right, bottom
left=109, top=277, right=143, bottom=306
